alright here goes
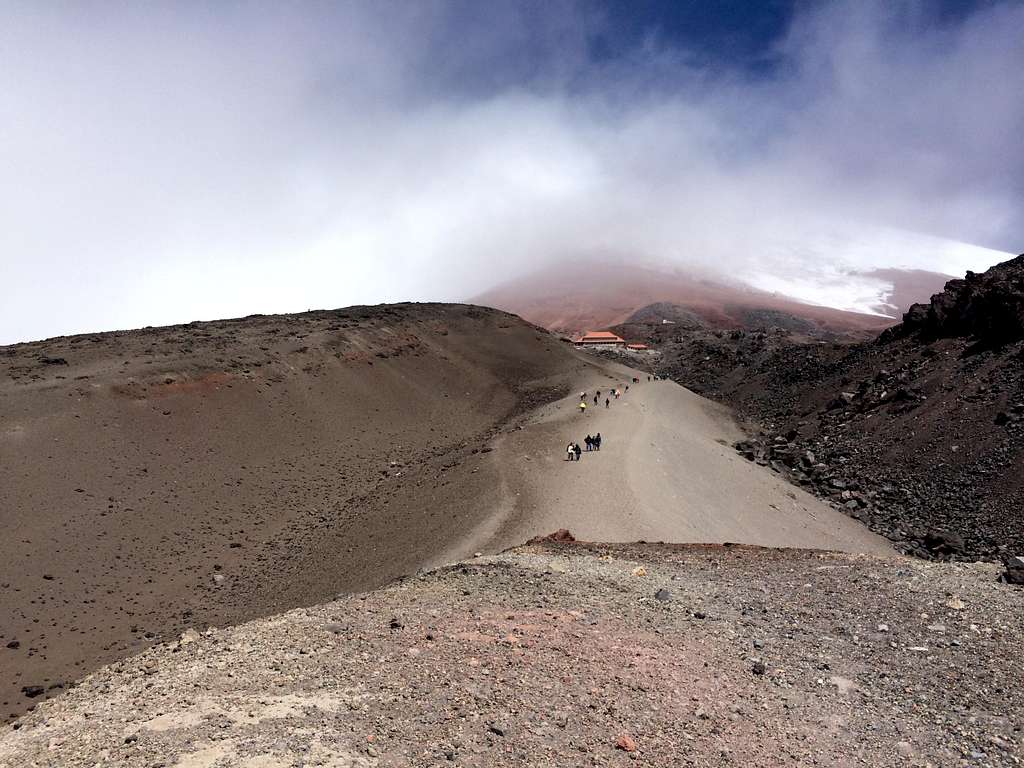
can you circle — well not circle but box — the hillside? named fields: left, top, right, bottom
left=2, top=539, right=1020, bottom=766
left=473, top=262, right=896, bottom=337
left=644, top=255, right=1024, bottom=561
left=0, top=304, right=893, bottom=725
left=0, top=304, right=583, bottom=723
left=4, top=298, right=1022, bottom=766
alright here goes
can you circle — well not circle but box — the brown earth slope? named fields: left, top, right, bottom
left=0, top=301, right=896, bottom=726
left=1, top=539, right=1019, bottom=767
left=0, top=304, right=584, bottom=723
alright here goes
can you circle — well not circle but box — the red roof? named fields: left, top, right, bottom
left=576, top=331, right=625, bottom=343
left=627, top=343, right=648, bottom=350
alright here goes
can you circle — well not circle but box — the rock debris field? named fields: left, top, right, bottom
left=1, top=540, right=1021, bottom=767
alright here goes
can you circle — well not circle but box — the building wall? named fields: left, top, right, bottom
left=574, top=342, right=626, bottom=350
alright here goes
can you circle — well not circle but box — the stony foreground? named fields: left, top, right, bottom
left=1, top=541, right=1021, bottom=767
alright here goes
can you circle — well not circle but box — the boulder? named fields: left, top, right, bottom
left=528, top=529, right=576, bottom=544
left=1002, top=556, right=1024, bottom=585
left=923, top=529, right=966, bottom=558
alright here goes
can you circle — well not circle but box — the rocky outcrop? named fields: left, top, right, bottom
left=900, top=254, right=1024, bottom=345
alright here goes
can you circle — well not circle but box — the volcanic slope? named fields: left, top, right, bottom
left=0, top=304, right=582, bottom=723
left=0, top=305, right=889, bottom=725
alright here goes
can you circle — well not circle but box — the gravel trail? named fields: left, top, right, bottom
left=480, top=362, right=891, bottom=555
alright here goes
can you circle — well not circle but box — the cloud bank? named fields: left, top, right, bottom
left=1, top=0, right=1021, bottom=343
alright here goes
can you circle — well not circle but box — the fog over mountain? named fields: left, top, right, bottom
left=2, top=1, right=1021, bottom=344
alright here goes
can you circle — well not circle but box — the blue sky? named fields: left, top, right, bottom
left=1, top=0, right=1021, bottom=342
left=570, top=0, right=796, bottom=71
left=423, top=1, right=1011, bottom=90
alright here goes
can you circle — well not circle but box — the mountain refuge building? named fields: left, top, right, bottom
left=572, top=331, right=627, bottom=349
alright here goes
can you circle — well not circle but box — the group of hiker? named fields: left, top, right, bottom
left=565, top=433, right=601, bottom=461
left=567, top=376, right=647, bottom=461
left=579, top=386, right=629, bottom=414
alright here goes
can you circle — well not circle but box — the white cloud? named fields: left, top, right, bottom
left=0, top=1, right=1020, bottom=343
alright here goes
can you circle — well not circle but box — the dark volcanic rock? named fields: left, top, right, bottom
left=654, top=255, right=1024, bottom=562
left=899, top=254, right=1024, bottom=345
left=1003, top=556, right=1024, bottom=585
left=922, top=530, right=966, bottom=558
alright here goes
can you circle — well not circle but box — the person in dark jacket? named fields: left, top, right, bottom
left=573, top=443, right=582, bottom=461
left=594, top=433, right=602, bottom=451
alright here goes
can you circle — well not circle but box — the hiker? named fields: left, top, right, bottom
left=605, top=397, right=610, bottom=408
left=579, top=400, right=587, bottom=415
left=596, top=390, right=601, bottom=398
left=625, top=384, right=629, bottom=391
left=594, top=433, right=602, bottom=451
left=574, top=443, right=582, bottom=461
left=593, top=394, right=598, bottom=405
left=584, top=435, right=592, bottom=451
left=566, top=443, right=575, bottom=461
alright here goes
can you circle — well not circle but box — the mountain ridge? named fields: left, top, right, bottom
left=473, top=261, right=900, bottom=337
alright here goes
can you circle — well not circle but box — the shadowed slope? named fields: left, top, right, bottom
left=0, top=304, right=581, bottom=722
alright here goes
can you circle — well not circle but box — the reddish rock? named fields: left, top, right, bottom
left=615, top=734, right=638, bottom=752
left=528, top=529, right=576, bottom=544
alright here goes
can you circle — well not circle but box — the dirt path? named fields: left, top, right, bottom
left=479, top=358, right=892, bottom=555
